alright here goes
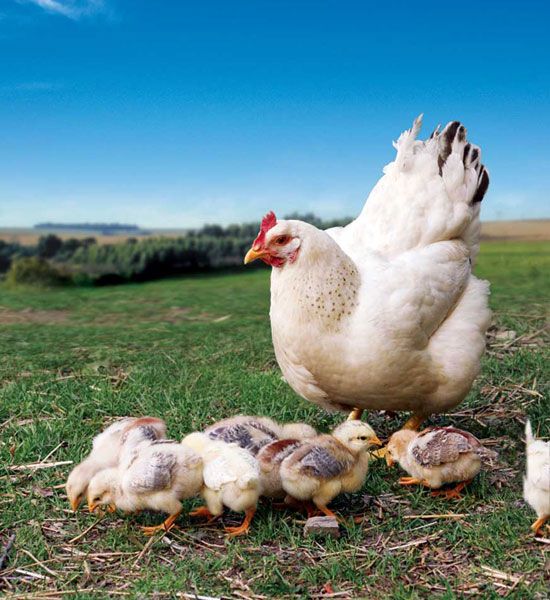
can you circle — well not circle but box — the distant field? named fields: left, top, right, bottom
left=1, top=219, right=549, bottom=246
left=0, top=240, right=548, bottom=598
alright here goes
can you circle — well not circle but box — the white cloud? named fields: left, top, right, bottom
left=23, top=0, right=105, bottom=20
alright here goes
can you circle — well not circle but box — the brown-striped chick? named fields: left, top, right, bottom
left=182, top=432, right=261, bottom=536
left=204, top=415, right=317, bottom=455
left=279, top=420, right=382, bottom=518
left=257, top=438, right=306, bottom=500
left=386, top=427, right=498, bottom=499
left=87, top=439, right=203, bottom=535
left=66, top=416, right=166, bottom=511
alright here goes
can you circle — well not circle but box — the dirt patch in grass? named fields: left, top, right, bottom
left=0, top=307, right=70, bottom=325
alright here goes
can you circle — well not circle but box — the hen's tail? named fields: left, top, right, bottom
left=328, top=115, right=490, bottom=260
left=431, top=120, right=489, bottom=264
left=432, top=120, right=489, bottom=204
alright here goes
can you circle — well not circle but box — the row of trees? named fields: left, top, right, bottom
left=2, top=214, right=352, bottom=286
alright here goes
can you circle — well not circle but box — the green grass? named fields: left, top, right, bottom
left=0, top=240, right=548, bottom=599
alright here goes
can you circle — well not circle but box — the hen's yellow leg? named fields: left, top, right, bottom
left=403, top=414, right=425, bottom=431
left=347, top=408, right=364, bottom=421
left=531, top=516, right=548, bottom=535
left=225, top=507, right=256, bottom=537
left=141, top=510, right=181, bottom=536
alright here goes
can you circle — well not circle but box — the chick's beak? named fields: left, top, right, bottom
left=370, top=435, right=383, bottom=447
left=87, top=499, right=97, bottom=513
left=70, top=497, right=81, bottom=512
left=244, top=247, right=266, bottom=265
left=385, top=453, right=394, bottom=467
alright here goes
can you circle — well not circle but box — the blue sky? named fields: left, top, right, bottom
left=1, top=0, right=549, bottom=227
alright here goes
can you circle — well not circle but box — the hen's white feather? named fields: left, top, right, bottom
left=264, top=116, right=491, bottom=417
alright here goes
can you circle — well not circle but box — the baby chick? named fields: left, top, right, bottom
left=204, top=415, right=317, bottom=456
left=386, top=426, right=497, bottom=499
left=279, top=420, right=382, bottom=518
left=87, top=439, right=203, bottom=535
left=182, top=432, right=262, bottom=536
left=523, top=420, right=550, bottom=535
left=66, top=416, right=166, bottom=511
left=257, top=439, right=306, bottom=499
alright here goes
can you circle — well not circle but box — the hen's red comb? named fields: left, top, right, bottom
left=253, top=211, right=277, bottom=247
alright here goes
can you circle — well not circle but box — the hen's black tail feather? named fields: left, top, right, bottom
left=434, top=120, right=489, bottom=204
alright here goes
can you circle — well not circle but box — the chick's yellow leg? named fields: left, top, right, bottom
left=431, top=480, right=470, bottom=500
left=225, top=507, right=256, bottom=537
left=403, top=414, right=425, bottom=431
left=398, top=477, right=430, bottom=487
left=141, top=511, right=181, bottom=536
left=189, top=505, right=217, bottom=521
left=317, top=505, right=338, bottom=519
left=531, top=516, right=548, bottom=535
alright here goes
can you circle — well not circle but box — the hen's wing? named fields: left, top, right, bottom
left=327, top=116, right=489, bottom=264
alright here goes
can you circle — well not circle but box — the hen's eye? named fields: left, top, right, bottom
left=274, top=235, right=290, bottom=245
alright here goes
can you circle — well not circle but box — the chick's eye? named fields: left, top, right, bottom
left=274, top=235, right=290, bottom=245
left=358, top=436, right=367, bottom=441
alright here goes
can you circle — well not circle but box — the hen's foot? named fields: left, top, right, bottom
left=225, top=507, right=256, bottom=537
left=347, top=408, right=364, bottom=421
left=398, top=477, right=430, bottom=487
left=402, top=414, right=425, bottom=431
left=141, top=511, right=181, bottom=536
left=531, top=516, right=548, bottom=536
left=431, top=480, right=470, bottom=500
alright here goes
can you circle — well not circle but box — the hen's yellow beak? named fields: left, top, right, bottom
left=244, top=247, right=265, bottom=264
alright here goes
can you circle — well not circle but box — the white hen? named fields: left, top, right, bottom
left=523, top=420, right=550, bottom=535
left=244, top=116, right=491, bottom=428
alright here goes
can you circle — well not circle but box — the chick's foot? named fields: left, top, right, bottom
left=225, top=507, right=256, bottom=537
left=431, top=480, right=470, bottom=500
left=141, top=511, right=181, bottom=536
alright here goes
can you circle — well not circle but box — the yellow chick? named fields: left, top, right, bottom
left=181, top=432, right=261, bottom=536
left=523, top=420, right=550, bottom=535
left=87, top=439, right=203, bottom=535
left=257, top=439, right=306, bottom=499
left=204, top=415, right=317, bottom=455
left=279, top=420, right=382, bottom=518
left=66, top=416, right=166, bottom=511
left=386, top=426, right=497, bottom=499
